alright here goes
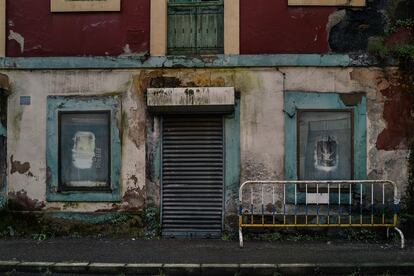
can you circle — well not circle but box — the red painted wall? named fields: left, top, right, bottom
left=240, top=0, right=336, bottom=54
left=6, top=0, right=150, bottom=57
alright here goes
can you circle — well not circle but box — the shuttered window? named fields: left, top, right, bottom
left=168, top=0, right=224, bottom=55
left=162, top=116, right=224, bottom=237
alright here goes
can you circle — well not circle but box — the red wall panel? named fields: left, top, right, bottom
left=240, top=0, right=336, bottom=54
left=6, top=0, right=150, bottom=57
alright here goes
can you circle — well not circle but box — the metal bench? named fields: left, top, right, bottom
left=238, top=180, right=405, bottom=248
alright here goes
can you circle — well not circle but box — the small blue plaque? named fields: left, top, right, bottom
left=20, top=96, right=31, bottom=105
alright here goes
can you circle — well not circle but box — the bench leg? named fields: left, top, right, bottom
left=239, top=227, right=243, bottom=248
left=386, top=227, right=390, bottom=238
left=394, top=227, right=405, bottom=249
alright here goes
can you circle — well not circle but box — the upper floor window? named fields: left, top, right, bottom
left=167, top=0, right=224, bottom=55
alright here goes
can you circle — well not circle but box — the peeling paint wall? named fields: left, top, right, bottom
left=6, top=70, right=145, bottom=212
left=6, top=0, right=150, bottom=57
left=240, top=0, right=402, bottom=55
left=283, top=67, right=411, bottom=196
left=3, top=67, right=411, bottom=221
left=328, top=1, right=386, bottom=52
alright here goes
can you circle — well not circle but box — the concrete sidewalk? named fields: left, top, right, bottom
left=0, top=238, right=413, bottom=275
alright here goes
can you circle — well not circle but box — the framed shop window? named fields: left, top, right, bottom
left=284, top=92, right=366, bottom=203
left=47, top=96, right=121, bottom=202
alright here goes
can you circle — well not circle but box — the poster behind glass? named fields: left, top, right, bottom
left=59, top=112, right=110, bottom=190
left=299, top=111, right=352, bottom=181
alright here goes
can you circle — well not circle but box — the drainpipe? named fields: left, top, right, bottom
left=0, top=73, right=10, bottom=209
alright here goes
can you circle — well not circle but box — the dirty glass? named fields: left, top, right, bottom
left=59, top=112, right=110, bottom=190
left=298, top=111, right=352, bottom=181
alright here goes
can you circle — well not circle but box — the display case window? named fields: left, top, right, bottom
left=59, top=112, right=111, bottom=191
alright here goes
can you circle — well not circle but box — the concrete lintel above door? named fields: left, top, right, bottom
left=147, top=87, right=235, bottom=114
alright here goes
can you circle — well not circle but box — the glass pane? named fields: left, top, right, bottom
left=298, top=111, right=352, bottom=180
left=59, top=112, right=110, bottom=189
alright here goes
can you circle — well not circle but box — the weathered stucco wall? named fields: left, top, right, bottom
left=6, top=70, right=147, bottom=212
left=3, top=67, right=411, bottom=214
left=6, top=0, right=150, bottom=57
left=0, top=77, right=8, bottom=207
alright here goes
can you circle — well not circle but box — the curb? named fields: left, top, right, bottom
left=1, top=261, right=414, bottom=275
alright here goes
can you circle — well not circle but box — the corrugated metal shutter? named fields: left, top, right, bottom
left=162, top=116, right=224, bottom=237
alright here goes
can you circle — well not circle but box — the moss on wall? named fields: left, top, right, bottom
left=0, top=211, right=145, bottom=239
left=366, top=1, right=414, bottom=68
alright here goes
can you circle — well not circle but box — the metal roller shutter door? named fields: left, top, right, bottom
left=162, top=115, right=224, bottom=237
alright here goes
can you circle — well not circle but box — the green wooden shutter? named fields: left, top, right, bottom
left=197, top=5, right=224, bottom=54
left=168, top=0, right=223, bottom=55
left=168, top=5, right=197, bottom=55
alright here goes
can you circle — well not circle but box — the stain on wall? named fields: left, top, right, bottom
left=6, top=0, right=150, bottom=57
left=145, top=114, right=161, bottom=208
left=0, top=76, right=10, bottom=208
left=240, top=0, right=335, bottom=54
left=376, top=72, right=414, bottom=150
left=0, top=134, right=6, bottom=208
left=329, top=6, right=385, bottom=52
left=339, top=92, right=364, bottom=106
left=122, top=187, right=145, bottom=211
left=10, top=155, right=31, bottom=175
left=8, top=190, right=45, bottom=211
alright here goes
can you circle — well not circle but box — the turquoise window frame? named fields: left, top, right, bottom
left=46, top=96, right=121, bottom=202
left=284, top=92, right=367, bottom=203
